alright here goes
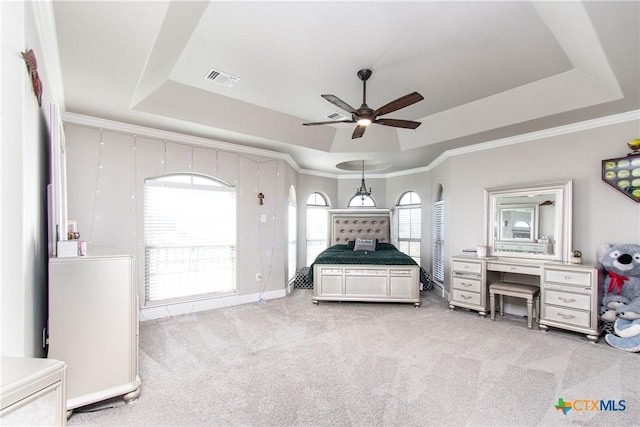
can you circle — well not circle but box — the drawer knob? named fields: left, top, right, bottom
left=462, top=282, right=472, bottom=287
left=461, top=294, right=472, bottom=300
left=558, top=297, right=576, bottom=303
left=564, top=276, right=571, bottom=280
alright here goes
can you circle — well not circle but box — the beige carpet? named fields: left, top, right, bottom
left=69, top=289, right=639, bottom=426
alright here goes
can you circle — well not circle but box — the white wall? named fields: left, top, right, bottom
left=1, top=1, right=53, bottom=357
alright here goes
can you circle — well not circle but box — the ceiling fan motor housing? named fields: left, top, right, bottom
left=357, top=69, right=372, bottom=81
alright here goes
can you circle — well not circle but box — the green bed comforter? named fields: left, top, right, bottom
left=308, top=243, right=429, bottom=285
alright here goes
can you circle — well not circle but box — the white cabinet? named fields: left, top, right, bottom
left=539, top=263, right=603, bottom=342
left=48, top=247, right=141, bottom=411
left=1, top=357, right=67, bottom=426
left=449, top=256, right=488, bottom=316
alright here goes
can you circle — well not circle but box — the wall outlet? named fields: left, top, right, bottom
left=260, top=214, right=267, bottom=223
left=256, top=273, right=262, bottom=281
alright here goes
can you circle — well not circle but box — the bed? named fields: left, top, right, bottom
left=309, top=209, right=423, bottom=306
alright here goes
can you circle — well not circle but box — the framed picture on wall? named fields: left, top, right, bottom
left=601, top=154, right=640, bottom=202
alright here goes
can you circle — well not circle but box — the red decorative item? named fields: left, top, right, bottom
left=21, top=49, right=42, bottom=106
left=607, top=271, right=629, bottom=295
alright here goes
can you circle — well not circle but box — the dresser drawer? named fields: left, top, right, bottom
left=452, top=277, right=482, bottom=293
left=544, top=289, right=590, bottom=310
left=451, top=289, right=481, bottom=306
left=544, top=269, right=591, bottom=286
left=452, top=261, right=481, bottom=275
left=486, top=262, right=540, bottom=276
left=543, top=305, right=590, bottom=328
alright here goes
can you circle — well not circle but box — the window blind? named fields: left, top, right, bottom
left=288, top=201, right=297, bottom=280
left=144, top=175, right=236, bottom=304
left=398, top=206, right=421, bottom=263
left=306, top=206, right=328, bottom=266
left=432, top=201, right=445, bottom=283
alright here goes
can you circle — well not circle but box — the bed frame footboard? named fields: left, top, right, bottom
left=312, top=264, right=421, bottom=307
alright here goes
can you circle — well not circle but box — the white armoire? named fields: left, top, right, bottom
left=48, top=247, right=141, bottom=412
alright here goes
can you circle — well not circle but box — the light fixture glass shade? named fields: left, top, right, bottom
left=357, top=118, right=372, bottom=126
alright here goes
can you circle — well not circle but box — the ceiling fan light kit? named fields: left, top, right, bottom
left=303, top=69, right=424, bottom=139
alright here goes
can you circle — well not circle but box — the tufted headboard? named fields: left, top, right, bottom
left=329, top=209, right=391, bottom=245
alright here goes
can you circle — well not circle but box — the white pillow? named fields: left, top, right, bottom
left=353, top=237, right=376, bottom=252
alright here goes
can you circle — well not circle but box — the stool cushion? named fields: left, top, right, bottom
left=490, top=282, right=539, bottom=295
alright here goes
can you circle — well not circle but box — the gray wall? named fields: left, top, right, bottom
left=3, top=1, right=639, bottom=355
left=437, top=119, right=640, bottom=293
left=1, top=1, right=53, bottom=357
left=297, top=118, right=639, bottom=297
left=64, top=124, right=289, bottom=303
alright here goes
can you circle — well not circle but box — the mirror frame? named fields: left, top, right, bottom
left=484, top=179, right=573, bottom=261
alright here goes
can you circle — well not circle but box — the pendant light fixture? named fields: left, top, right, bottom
left=354, top=160, right=371, bottom=201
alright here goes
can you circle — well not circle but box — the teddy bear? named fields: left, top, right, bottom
left=597, top=243, right=640, bottom=352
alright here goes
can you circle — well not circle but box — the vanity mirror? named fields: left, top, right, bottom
left=484, top=180, right=573, bottom=261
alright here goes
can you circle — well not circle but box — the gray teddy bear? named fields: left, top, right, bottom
left=598, top=243, right=640, bottom=352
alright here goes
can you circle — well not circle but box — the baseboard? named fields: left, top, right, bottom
left=140, top=288, right=287, bottom=321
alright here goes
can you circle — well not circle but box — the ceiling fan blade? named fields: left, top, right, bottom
left=374, top=118, right=422, bottom=129
left=373, top=92, right=424, bottom=117
left=352, top=125, right=367, bottom=139
left=321, top=94, right=358, bottom=114
left=303, top=119, right=354, bottom=126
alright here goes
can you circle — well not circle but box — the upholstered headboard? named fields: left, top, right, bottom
left=329, top=210, right=391, bottom=245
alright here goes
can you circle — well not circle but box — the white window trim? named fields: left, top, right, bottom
left=143, top=173, right=237, bottom=307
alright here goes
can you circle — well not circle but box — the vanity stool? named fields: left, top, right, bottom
left=489, top=282, right=540, bottom=329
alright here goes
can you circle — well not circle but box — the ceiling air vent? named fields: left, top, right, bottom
left=325, top=112, right=350, bottom=121
left=204, top=68, right=240, bottom=88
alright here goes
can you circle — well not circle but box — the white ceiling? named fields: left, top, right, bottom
left=52, top=1, right=639, bottom=174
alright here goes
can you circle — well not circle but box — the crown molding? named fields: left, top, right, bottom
left=62, top=112, right=301, bottom=172
left=302, top=109, right=639, bottom=180
left=299, top=110, right=640, bottom=179
left=64, top=108, right=638, bottom=181
left=385, top=109, right=640, bottom=178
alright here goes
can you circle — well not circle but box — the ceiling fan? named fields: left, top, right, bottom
left=303, top=69, right=424, bottom=139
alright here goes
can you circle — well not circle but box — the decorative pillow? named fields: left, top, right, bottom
left=347, top=240, right=356, bottom=249
left=353, top=237, right=376, bottom=252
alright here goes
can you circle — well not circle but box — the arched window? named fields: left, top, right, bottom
left=306, top=192, right=329, bottom=266
left=144, top=173, right=235, bottom=305
left=288, top=186, right=297, bottom=281
left=348, top=194, right=376, bottom=207
left=396, top=191, right=421, bottom=263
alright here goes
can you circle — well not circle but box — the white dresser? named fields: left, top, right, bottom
left=1, top=357, right=67, bottom=426
left=48, top=247, right=141, bottom=412
left=449, top=255, right=603, bottom=341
